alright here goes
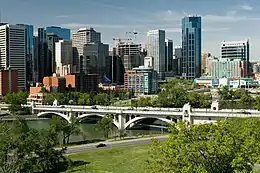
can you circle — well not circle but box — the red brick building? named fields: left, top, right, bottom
left=0, top=70, right=18, bottom=96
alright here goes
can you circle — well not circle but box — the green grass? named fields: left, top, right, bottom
left=64, top=144, right=150, bottom=173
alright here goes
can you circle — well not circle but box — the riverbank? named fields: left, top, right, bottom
left=0, top=115, right=48, bottom=121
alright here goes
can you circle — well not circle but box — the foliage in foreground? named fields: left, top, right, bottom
left=0, top=119, right=68, bottom=173
left=95, top=115, right=114, bottom=139
left=147, top=119, right=260, bottom=173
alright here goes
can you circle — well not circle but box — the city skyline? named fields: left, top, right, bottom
left=2, top=0, right=260, bottom=60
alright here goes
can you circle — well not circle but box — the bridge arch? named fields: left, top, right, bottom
left=37, top=112, right=71, bottom=123
left=124, top=116, right=173, bottom=129
left=78, top=114, right=119, bottom=128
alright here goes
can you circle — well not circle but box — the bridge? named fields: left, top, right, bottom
left=26, top=101, right=260, bottom=130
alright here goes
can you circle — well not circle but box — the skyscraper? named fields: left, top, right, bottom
left=147, top=29, right=166, bottom=80
left=47, top=33, right=60, bottom=74
left=165, top=39, right=173, bottom=72
left=37, top=28, right=48, bottom=82
left=72, top=27, right=101, bottom=72
left=181, top=16, right=202, bottom=79
left=46, top=26, right=70, bottom=40
left=17, top=24, right=34, bottom=85
left=0, top=24, right=26, bottom=90
left=221, top=40, right=250, bottom=76
left=55, top=40, right=73, bottom=76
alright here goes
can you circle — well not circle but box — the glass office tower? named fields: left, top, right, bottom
left=181, top=16, right=202, bottom=79
left=147, top=30, right=166, bottom=80
left=17, top=24, right=34, bottom=84
left=46, top=26, right=70, bottom=40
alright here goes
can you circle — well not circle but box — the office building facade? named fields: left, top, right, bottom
left=47, top=33, right=60, bottom=74
left=82, top=42, right=109, bottom=77
left=116, top=42, right=142, bottom=71
left=165, top=39, right=173, bottom=72
left=181, top=16, right=202, bottom=79
left=124, top=66, right=158, bottom=95
left=147, top=29, right=166, bottom=80
left=55, top=40, right=73, bottom=76
left=37, top=28, right=48, bottom=82
left=46, top=26, right=70, bottom=40
left=0, top=24, right=26, bottom=90
left=208, top=57, right=246, bottom=78
left=201, top=52, right=211, bottom=75
left=17, top=24, right=34, bottom=85
left=72, top=27, right=101, bottom=72
left=221, top=40, right=250, bottom=76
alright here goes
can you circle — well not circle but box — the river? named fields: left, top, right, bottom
left=25, top=118, right=168, bottom=143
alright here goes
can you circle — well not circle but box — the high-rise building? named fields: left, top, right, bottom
left=46, top=26, right=70, bottom=40
left=208, top=57, right=246, bottom=78
left=55, top=40, right=73, bottom=76
left=147, top=29, right=166, bottom=80
left=17, top=24, right=34, bottom=85
left=173, top=46, right=182, bottom=76
left=106, top=53, right=124, bottom=84
left=33, top=36, right=39, bottom=82
left=82, top=42, right=109, bottom=77
left=47, top=33, right=60, bottom=74
left=165, top=39, right=173, bottom=72
left=0, top=24, right=26, bottom=90
left=221, top=40, right=250, bottom=76
left=72, top=27, right=101, bottom=72
left=201, top=52, right=211, bottom=75
left=124, top=66, right=158, bottom=95
left=181, top=16, right=202, bottom=79
left=37, top=28, right=48, bottom=82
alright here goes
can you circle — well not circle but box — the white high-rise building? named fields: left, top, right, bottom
left=221, top=40, right=250, bottom=76
left=147, top=30, right=165, bottom=80
left=55, top=40, right=73, bottom=76
left=72, top=27, right=101, bottom=72
left=0, top=24, right=26, bottom=90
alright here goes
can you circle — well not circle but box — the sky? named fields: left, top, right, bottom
left=1, top=0, right=260, bottom=60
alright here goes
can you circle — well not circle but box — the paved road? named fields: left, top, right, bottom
left=64, top=135, right=168, bottom=155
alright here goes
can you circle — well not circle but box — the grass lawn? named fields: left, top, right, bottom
left=64, top=144, right=150, bottom=173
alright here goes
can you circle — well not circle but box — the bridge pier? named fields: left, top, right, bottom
left=118, top=113, right=126, bottom=130
left=182, top=103, right=192, bottom=124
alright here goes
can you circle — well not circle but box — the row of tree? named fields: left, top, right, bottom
left=218, top=86, right=260, bottom=110
left=147, top=118, right=260, bottom=173
left=131, top=80, right=212, bottom=108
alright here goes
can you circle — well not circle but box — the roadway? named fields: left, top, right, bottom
left=64, top=135, right=168, bottom=155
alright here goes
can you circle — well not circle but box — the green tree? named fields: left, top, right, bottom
left=96, top=115, right=114, bottom=139
left=0, top=119, right=67, bottom=173
left=147, top=119, right=260, bottom=173
left=51, top=116, right=80, bottom=145
left=94, top=93, right=110, bottom=106
left=78, top=93, right=91, bottom=105
left=44, top=93, right=55, bottom=105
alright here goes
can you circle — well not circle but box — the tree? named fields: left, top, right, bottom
left=44, top=93, right=55, bottom=105
left=94, top=93, right=110, bottom=106
left=0, top=119, right=67, bottom=173
left=51, top=116, right=80, bottom=145
left=147, top=119, right=260, bottom=173
left=78, top=93, right=91, bottom=105
left=95, top=115, right=114, bottom=139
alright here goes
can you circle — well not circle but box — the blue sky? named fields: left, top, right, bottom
left=1, top=0, right=260, bottom=60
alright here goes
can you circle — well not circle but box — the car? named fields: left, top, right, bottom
left=96, top=143, right=106, bottom=148
left=127, top=107, right=134, bottom=110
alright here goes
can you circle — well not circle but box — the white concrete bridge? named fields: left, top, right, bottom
left=27, top=101, right=260, bottom=130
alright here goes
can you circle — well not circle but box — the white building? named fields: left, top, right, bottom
left=221, top=40, right=250, bottom=76
left=55, top=40, right=73, bottom=76
left=144, top=56, right=154, bottom=68
left=0, top=24, right=26, bottom=90
left=147, top=30, right=165, bottom=80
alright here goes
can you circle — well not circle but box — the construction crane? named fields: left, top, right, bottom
left=125, top=31, right=145, bottom=42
